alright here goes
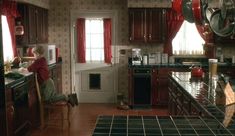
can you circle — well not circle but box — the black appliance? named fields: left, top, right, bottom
left=132, top=68, right=151, bottom=107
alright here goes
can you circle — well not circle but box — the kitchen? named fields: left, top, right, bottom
left=1, top=0, right=235, bottom=136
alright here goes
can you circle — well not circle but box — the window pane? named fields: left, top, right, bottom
left=90, top=34, right=104, bottom=48
left=85, top=18, right=104, bottom=62
left=86, top=34, right=91, bottom=48
left=172, top=21, right=205, bottom=55
left=91, top=49, right=104, bottom=61
left=1, top=15, right=14, bottom=62
left=86, top=49, right=91, bottom=61
left=89, top=20, right=103, bottom=33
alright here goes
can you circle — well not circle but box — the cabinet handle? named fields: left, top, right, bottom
left=149, top=34, right=152, bottom=39
left=130, top=37, right=132, bottom=41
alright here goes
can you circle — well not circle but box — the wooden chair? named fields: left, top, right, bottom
left=34, top=74, right=71, bottom=129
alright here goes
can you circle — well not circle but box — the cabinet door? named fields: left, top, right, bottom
left=147, top=9, right=165, bottom=43
left=42, top=9, right=48, bottom=43
left=128, top=69, right=133, bottom=106
left=151, top=68, right=158, bottom=105
left=6, top=88, right=14, bottom=136
left=157, top=77, right=169, bottom=105
left=129, top=8, right=146, bottom=42
left=36, top=7, right=48, bottom=43
left=157, top=68, right=172, bottom=105
left=36, top=7, right=44, bottom=43
left=28, top=5, right=37, bottom=44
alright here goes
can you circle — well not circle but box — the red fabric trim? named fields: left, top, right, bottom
left=76, top=18, right=86, bottom=63
left=196, top=24, right=214, bottom=44
left=103, top=18, right=112, bottom=64
left=163, top=9, right=184, bottom=56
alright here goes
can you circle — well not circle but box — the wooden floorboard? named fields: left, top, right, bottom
left=31, top=103, right=169, bottom=136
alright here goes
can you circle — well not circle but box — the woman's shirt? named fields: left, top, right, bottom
left=27, top=57, right=50, bottom=84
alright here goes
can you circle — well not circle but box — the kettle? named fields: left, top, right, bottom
left=190, top=65, right=204, bottom=77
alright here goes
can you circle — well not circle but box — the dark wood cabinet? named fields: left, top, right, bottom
left=129, top=8, right=167, bottom=43
left=27, top=5, right=37, bottom=44
left=129, top=8, right=145, bottom=42
left=151, top=68, right=158, bottom=105
left=16, top=3, right=48, bottom=46
left=155, top=68, right=172, bottom=106
left=5, top=74, right=39, bottom=136
left=6, top=88, right=14, bottom=136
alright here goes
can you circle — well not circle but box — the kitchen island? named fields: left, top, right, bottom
left=168, top=72, right=235, bottom=135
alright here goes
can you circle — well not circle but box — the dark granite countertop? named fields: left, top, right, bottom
left=4, top=69, right=33, bottom=88
left=169, top=72, right=235, bottom=131
left=5, top=63, right=58, bottom=88
left=129, top=63, right=235, bottom=69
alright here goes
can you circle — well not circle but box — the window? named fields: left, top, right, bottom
left=172, top=21, right=205, bottom=55
left=85, top=19, right=104, bottom=62
left=1, top=15, right=14, bottom=62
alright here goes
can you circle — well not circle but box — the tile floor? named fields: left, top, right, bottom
left=31, top=103, right=169, bottom=136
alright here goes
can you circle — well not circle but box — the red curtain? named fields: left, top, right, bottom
left=76, top=18, right=86, bottom=63
left=103, top=18, right=112, bottom=64
left=196, top=24, right=215, bottom=58
left=1, top=0, right=19, bottom=57
left=163, top=10, right=184, bottom=56
left=196, top=24, right=213, bottom=43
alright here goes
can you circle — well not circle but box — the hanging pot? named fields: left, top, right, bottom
left=192, top=0, right=203, bottom=25
left=210, top=9, right=235, bottom=37
left=182, top=0, right=194, bottom=23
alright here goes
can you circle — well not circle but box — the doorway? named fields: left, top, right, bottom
left=70, top=10, right=118, bottom=103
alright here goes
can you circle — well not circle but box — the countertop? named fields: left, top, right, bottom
left=129, top=63, right=235, bottom=68
left=4, top=69, right=33, bottom=88
left=169, top=72, right=235, bottom=131
left=4, top=63, right=58, bottom=88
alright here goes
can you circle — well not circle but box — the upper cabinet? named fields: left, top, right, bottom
left=16, top=3, right=48, bottom=46
left=129, top=8, right=167, bottom=43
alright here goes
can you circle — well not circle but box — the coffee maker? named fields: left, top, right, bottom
left=132, top=48, right=142, bottom=65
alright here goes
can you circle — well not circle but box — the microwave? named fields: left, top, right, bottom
left=41, top=44, right=56, bottom=65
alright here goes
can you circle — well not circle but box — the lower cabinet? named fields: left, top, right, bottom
left=6, top=88, right=14, bottom=136
left=168, top=77, right=205, bottom=116
left=6, top=74, right=39, bottom=136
